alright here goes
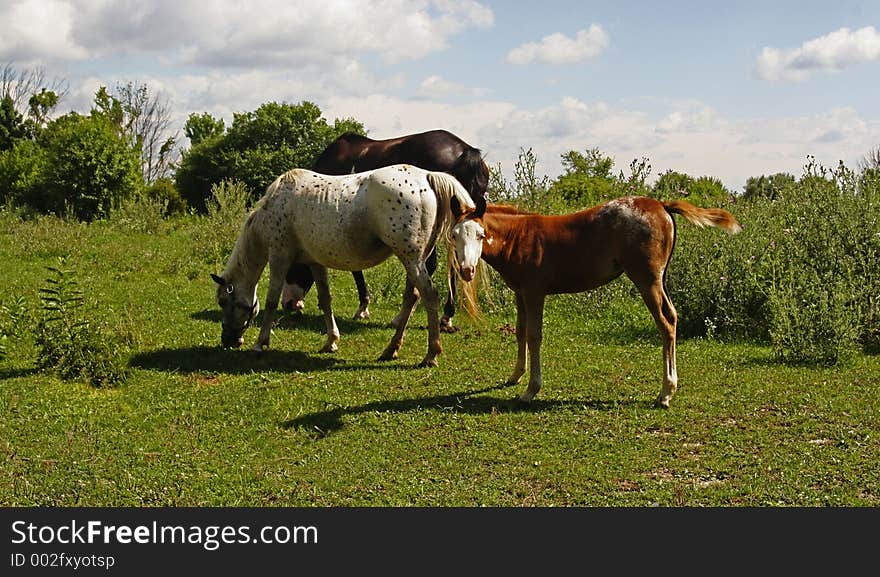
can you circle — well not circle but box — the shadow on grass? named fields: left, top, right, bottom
left=129, top=346, right=340, bottom=375
left=281, top=383, right=651, bottom=437
left=0, top=366, right=40, bottom=380
left=129, top=346, right=453, bottom=375
left=190, top=308, right=391, bottom=334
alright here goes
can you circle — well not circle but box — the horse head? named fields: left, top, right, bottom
left=211, top=273, right=260, bottom=348
left=450, top=215, right=489, bottom=282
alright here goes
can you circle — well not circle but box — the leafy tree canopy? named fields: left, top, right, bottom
left=175, top=100, right=365, bottom=211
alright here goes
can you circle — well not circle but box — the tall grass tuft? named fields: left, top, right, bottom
left=35, top=261, right=128, bottom=387
left=191, top=179, right=252, bottom=270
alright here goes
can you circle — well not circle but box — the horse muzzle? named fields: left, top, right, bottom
left=459, top=265, right=475, bottom=282
left=221, top=329, right=246, bottom=348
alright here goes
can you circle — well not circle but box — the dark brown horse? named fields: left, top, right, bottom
left=283, top=129, right=489, bottom=331
left=449, top=197, right=742, bottom=408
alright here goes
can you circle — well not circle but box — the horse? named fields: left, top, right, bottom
left=449, top=197, right=742, bottom=407
left=282, top=129, right=490, bottom=332
left=211, top=164, right=479, bottom=368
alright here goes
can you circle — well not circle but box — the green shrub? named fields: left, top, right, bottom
left=191, top=179, right=252, bottom=269
left=144, top=178, right=186, bottom=215
left=110, top=192, right=168, bottom=234
left=0, top=139, right=46, bottom=206
left=32, top=113, right=142, bottom=221
left=35, top=263, right=128, bottom=387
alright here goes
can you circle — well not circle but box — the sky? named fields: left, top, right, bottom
left=2, top=0, right=880, bottom=191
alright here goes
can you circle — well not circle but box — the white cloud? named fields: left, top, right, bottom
left=755, top=26, right=880, bottom=82
left=340, top=95, right=877, bottom=193
left=656, top=103, right=727, bottom=134
left=0, top=0, right=494, bottom=66
left=0, top=0, right=88, bottom=62
left=415, top=75, right=489, bottom=99
left=507, top=25, right=608, bottom=65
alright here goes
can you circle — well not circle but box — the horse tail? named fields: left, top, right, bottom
left=663, top=199, right=742, bottom=234
left=426, top=171, right=481, bottom=319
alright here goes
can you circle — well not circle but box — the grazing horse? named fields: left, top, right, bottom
left=212, top=164, right=478, bottom=368
left=450, top=197, right=742, bottom=407
left=282, top=129, right=490, bottom=331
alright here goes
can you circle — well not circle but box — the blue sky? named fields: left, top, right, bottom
left=3, top=0, right=879, bottom=191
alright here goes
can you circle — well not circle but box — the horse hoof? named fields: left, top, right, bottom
left=319, top=343, right=339, bottom=354
left=654, top=396, right=671, bottom=409
left=417, top=358, right=439, bottom=368
left=439, top=323, right=459, bottom=334
left=377, top=351, right=398, bottom=362
left=352, top=308, right=370, bottom=320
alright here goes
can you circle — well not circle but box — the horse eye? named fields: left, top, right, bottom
left=225, top=284, right=234, bottom=294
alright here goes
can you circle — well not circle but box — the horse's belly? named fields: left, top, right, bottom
left=300, top=241, right=393, bottom=271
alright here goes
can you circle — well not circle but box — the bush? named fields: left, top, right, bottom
left=32, top=113, right=142, bottom=221
left=175, top=101, right=365, bottom=212
left=144, top=178, right=186, bottom=215
left=0, top=139, right=46, bottom=206
left=191, top=179, right=252, bottom=269
left=35, top=262, right=128, bottom=387
left=667, top=157, right=880, bottom=365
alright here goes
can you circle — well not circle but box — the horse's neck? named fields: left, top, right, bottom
left=223, top=210, right=268, bottom=285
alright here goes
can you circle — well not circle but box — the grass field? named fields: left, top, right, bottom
left=1, top=214, right=878, bottom=506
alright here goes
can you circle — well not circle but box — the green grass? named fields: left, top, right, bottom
left=1, top=213, right=878, bottom=506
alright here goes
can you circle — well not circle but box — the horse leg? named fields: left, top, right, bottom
left=310, top=264, right=340, bottom=353
left=506, top=291, right=528, bottom=386
left=635, top=278, right=678, bottom=408
left=389, top=284, right=420, bottom=328
left=351, top=271, right=371, bottom=320
left=379, top=280, right=418, bottom=361
left=254, top=259, right=287, bottom=351
left=409, top=260, right=442, bottom=368
left=441, top=271, right=458, bottom=333
left=424, top=247, right=454, bottom=333
left=519, top=293, right=546, bottom=403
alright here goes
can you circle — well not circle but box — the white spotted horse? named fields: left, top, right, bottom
left=212, top=164, right=479, bottom=368
left=450, top=198, right=742, bottom=408
left=282, top=129, right=489, bottom=332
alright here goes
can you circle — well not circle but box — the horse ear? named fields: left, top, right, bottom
left=474, top=197, right=487, bottom=218
left=211, top=273, right=226, bottom=286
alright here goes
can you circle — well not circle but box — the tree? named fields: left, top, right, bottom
left=0, top=95, right=26, bottom=151
left=560, top=147, right=614, bottom=179
left=861, top=146, right=880, bottom=172
left=0, top=138, right=45, bottom=205
left=114, top=81, right=178, bottom=183
left=175, top=100, right=365, bottom=211
left=34, top=112, right=142, bottom=220
left=91, top=83, right=177, bottom=183
left=25, top=89, right=58, bottom=137
left=742, top=173, right=796, bottom=202
left=549, top=147, right=617, bottom=209
left=184, top=112, right=225, bottom=146
left=0, top=63, right=68, bottom=117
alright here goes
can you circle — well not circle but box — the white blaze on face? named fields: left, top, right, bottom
left=451, top=219, right=486, bottom=282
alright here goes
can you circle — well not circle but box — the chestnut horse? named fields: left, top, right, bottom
left=449, top=197, right=742, bottom=408
left=212, top=164, right=478, bottom=368
left=283, top=129, right=489, bottom=331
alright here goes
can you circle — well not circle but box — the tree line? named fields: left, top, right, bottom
left=1, top=63, right=878, bottom=223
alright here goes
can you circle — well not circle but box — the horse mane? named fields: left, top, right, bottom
left=424, top=171, right=482, bottom=319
